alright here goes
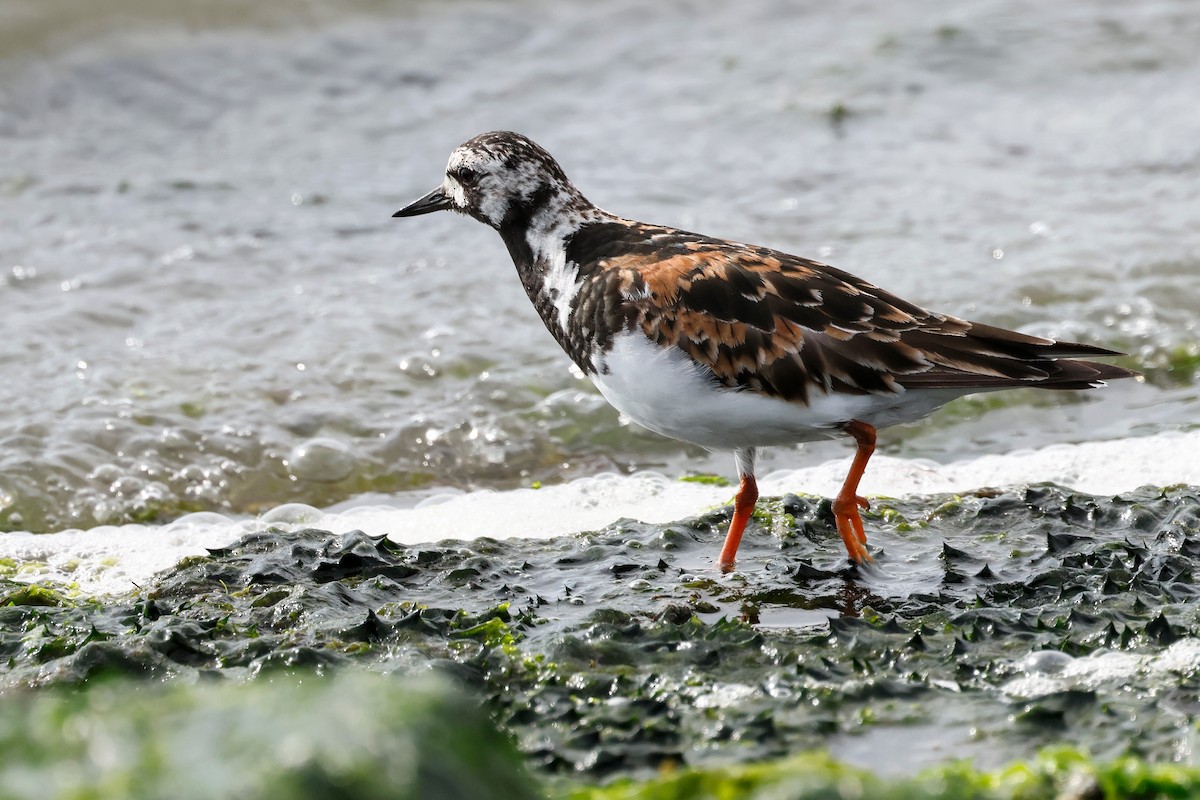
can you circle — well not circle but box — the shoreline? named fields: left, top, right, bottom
left=1, top=429, right=1197, bottom=597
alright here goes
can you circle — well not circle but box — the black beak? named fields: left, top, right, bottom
left=392, top=187, right=453, bottom=217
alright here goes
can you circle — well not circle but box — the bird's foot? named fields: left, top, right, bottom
left=832, top=493, right=873, bottom=564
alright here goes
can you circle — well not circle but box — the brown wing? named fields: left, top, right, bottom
left=571, top=222, right=1135, bottom=403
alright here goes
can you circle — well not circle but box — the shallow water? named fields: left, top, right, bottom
left=1, top=0, right=1198, bottom=533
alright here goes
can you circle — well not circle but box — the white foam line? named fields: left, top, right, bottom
left=763, top=428, right=1200, bottom=499
left=1, top=430, right=1198, bottom=597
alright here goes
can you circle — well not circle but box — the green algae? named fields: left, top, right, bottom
left=2, top=485, right=1200, bottom=782
left=1141, top=341, right=1200, bottom=387
left=0, top=671, right=541, bottom=800
left=450, top=603, right=524, bottom=655
left=678, top=474, right=731, bottom=487
left=565, top=748, right=1200, bottom=800
left=828, top=101, right=852, bottom=127
left=1, top=582, right=71, bottom=607
left=0, top=670, right=1195, bottom=800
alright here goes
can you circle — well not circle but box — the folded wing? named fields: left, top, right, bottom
left=586, top=224, right=1137, bottom=403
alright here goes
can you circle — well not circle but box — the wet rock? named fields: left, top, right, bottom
left=3, top=485, right=1200, bottom=778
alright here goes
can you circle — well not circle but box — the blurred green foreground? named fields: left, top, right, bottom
left=0, top=672, right=1197, bottom=800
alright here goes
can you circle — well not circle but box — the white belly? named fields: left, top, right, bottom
left=591, top=331, right=963, bottom=451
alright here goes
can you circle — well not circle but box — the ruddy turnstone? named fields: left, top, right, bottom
left=393, top=131, right=1138, bottom=569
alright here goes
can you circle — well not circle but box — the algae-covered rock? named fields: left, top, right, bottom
left=2, top=485, right=1200, bottom=781
left=0, top=671, right=540, bottom=800
left=562, top=748, right=1200, bottom=800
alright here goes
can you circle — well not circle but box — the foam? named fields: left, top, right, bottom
left=1003, top=639, right=1200, bottom=699
left=2, top=430, right=1198, bottom=597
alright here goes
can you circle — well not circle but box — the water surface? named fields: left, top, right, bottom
left=0, top=0, right=1196, bottom=533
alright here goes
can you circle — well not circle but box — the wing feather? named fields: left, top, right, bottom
left=564, top=221, right=1137, bottom=401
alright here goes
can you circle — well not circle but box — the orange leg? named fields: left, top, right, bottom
left=833, top=420, right=876, bottom=564
left=718, top=473, right=758, bottom=572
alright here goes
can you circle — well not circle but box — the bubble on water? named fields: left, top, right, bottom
left=414, top=491, right=466, bottom=509
left=111, top=476, right=145, bottom=497
left=260, top=503, right=324, bottom=525
left=286, top=438, right=357, bottom=482
left=89, top=464, right=123, bottom=483
left=171, top=511, right=237, bottom=529
left=1018, top=649, right=1074, bottom=676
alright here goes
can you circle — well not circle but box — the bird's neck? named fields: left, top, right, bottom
left=496, top=189, right=616, bottom=372
left=498, top=189, right=610, bottom=293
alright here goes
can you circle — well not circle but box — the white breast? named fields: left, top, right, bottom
left=590, top=331, right=965, bottom=451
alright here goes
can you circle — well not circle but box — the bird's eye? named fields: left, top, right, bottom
left=451, top=167, right=479, bottom=185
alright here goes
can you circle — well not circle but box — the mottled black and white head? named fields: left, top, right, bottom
left=393, top=131, right=588, bottom=231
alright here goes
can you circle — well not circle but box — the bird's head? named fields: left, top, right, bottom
left=393, top=131, right=581, bottom=230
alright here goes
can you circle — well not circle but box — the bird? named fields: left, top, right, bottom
left=393, top=131, right=1138, bottom=570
